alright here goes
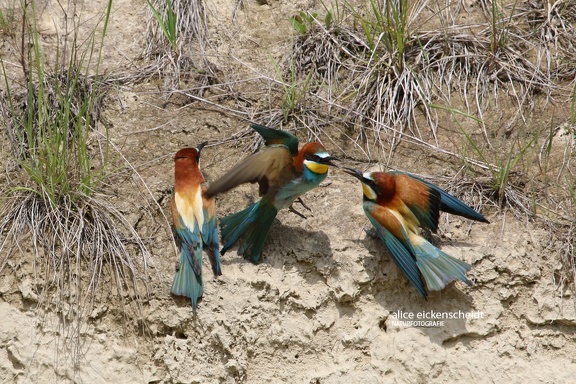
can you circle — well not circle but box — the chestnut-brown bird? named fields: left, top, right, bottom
left=343, top=168, right=489, bottom=298
left=205, top=123, right=338, bottom=263
left=171, top=144, right=221, bottom=312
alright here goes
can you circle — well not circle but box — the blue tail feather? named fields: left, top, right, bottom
left=220, top=198, right=278, bottom=264
left=171, top=246, right=203, bottom=312
left=413, top=240, right=472, bottom=291
left=219, top=204, right=258, bottom=254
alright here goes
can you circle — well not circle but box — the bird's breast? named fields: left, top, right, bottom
left=174, top=187, right=205, bottom=230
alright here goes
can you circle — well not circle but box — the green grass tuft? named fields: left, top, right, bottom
left=0, top=0, right=152, bottom=367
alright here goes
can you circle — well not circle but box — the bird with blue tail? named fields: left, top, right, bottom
left=342, top=167, right=489, bottom=298
left=170, top=143, right=221, bottom=313
left=205, top=123, right=339, bottom=264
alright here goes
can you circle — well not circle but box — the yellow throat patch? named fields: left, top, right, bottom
left=361, top=183, right=377, bottom=200
left=304, top=160, right=329, bottom=175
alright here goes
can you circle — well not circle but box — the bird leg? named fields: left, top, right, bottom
left=294, top=197, right=312, bottom=211
left=288, top=197, right=312, bottom=219
left=288, top=205, right=308, bottom=219
left=364, top=225, right=378, bottom=239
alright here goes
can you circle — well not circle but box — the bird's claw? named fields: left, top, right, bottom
left=288, top=204, right=308, bottom=219
left=364, top=226, right=378, bottom=239
left=288, top=197, right=313, bottom=219
left=294, top=197, right=311, bottom=211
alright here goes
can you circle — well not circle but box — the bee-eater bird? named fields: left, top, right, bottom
left=343, top=167, right=489, bottom=298
left=171, top=143, right=221, bottom=312
left=205, top=123, right=338, bottom=264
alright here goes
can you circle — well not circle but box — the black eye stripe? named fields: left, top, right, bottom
left=364, top=179, right=381, bottom=194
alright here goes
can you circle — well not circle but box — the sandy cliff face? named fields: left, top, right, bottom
left=1, top=0, right=575, bottom=383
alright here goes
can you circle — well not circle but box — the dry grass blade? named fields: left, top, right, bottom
left=289, top=25, right=368, bottom=93
left=288, top=27, right=439, bottom=154
left=350, top=52, right=437, bottom=151
left=421, top=28, right=552, bottom=106
left=144, top=0, right=219, bottom=95
left=434, top=174, right=498, bottom=214
left=519, top=0, right=576, bottom=79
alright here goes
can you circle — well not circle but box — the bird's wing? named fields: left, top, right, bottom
left=363, top=201, right=427, bottom=298
left=251, top=123, right=299, bottom=155
left=392, top=173, right=441, bottom=232
left=391, top=171, right=489, bottom=223
left=201, top=184, right=221, bottom=276
left=205, top=146, right=295, bottom=197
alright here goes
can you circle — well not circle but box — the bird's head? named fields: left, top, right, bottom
left=174, top=142, right=207, bottom=164
left=300, top=142, right=339, bottom=174
left=342, top=167, right=382, bottom=201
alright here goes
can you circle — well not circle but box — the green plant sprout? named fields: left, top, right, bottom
left=147, top=0, right=178, bottom=52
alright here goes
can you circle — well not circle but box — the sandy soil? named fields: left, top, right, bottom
left=1, top=0, right=575, bottom=383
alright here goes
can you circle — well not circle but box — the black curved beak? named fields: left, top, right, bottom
left=196, top=141, right=208, bottom=155
left=319, top=156, right=340, bottom=167
left=342, top=167, right=380, bottom=195
left=341, top=167, right=365, bottom=181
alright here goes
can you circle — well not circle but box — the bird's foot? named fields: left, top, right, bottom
left=364, top=226, right=378, bottom=239
left=288, top=197, right=312, bottom=219
left=288, top=204, right=308, bottom=219
left=294, top=197, right=312, bottom=211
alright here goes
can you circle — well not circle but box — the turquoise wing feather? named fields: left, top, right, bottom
left=251, top=123, right=299, bottom=155
left=363, top=201, right=427, bottom=298
left=202, top=206, right=221, bottom=276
